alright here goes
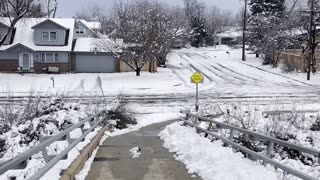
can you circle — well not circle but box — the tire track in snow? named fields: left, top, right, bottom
left=176, top=53, right=214, bottom=82
left=182, top=53, right=249, bottom=86
left=183, top=52, right=259, bottom=85
left=240, top=62, right=315, bottom=87
left=188, top=51, right=308, bottom=88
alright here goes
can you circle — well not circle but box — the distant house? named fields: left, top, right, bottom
left=171, top=29, right=188, bottom=49
left=214, top=30, right=242, bottom=46
left=0, top=17, right=156, bottom=73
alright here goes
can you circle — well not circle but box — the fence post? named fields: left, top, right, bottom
left=204, top=122, right=213, bottom=138
left=185, top=111, right=190, bottom=120
left=266, top=141, right=274, bottom=158
left=263, top=141, right=274, bottom=166
left=229, top=129, right=234, bottom=140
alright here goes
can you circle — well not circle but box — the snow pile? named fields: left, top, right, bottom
left=159, top=122, right=278, bottom=180
left=129, top=147, right=141, bottom=159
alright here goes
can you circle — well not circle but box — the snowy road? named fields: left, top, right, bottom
left=1, top=46, right=320, bottom=108
left=167, top=47, right=319, bottom=98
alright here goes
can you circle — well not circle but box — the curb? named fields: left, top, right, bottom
left=60, top=127, right=108, bottom=180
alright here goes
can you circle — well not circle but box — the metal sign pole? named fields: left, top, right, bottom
left=191, top=71, right=203, bottom=112
left=195, top=83, right=199, bottom=112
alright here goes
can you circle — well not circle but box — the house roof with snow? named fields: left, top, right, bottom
left=0, top=17, right=75, bottom=52
left=79, top=20, right=101, bottom=30
left=216, top=31, right=242, bottom=38
left=74, top=38, right=101, bottom=52
left=73, top=37, right=121, bottom=53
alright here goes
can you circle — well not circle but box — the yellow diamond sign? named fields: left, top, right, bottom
left=191, top=72, right=204, bottom=84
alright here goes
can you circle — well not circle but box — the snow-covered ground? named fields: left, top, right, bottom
left=0, top=68, right=185, bottom=96
left=167, top=46, right=320, bottom=96
left=159, top=122, right=278, bottom=180
left=160, top=119, right=320, bottom=180
left=1, top=45, right=319, bottom=99
left=1, top=46, right=320, bottom=179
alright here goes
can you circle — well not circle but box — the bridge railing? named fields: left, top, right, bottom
left=180, top=110, right=320, bottom=180
left=0, top=109, right=108, bottom=180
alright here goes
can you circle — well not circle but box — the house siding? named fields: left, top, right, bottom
left=74, top=22, right=96, bottom=38
left=34, top=29, right=66, bottom=46
left=33, top=21, right=68, bottom=46
left=0, top=52, right=18, bottom=60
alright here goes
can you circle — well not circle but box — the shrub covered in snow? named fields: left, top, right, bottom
left=107, top=94, right=137, bottom=129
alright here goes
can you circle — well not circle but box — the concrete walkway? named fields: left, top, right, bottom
left=86, top=121, right=199, bottom=180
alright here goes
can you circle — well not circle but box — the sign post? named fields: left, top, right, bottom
left=50, top=77, right=55, bottom=88
left=191, top=72, right=204, bottom=112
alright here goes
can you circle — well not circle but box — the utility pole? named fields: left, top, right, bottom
left=242, top=0, right=248, bottom=61
left=307, top=0, right=315, bottom=81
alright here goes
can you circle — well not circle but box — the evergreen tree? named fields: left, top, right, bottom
left=190, top=16, right=208, bottom=48
left=247, top=0, right=286, bottom=66
left=250, top=0, right=285, bottom=17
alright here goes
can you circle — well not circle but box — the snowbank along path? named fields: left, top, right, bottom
left=159, top=122, right=279, bottom=180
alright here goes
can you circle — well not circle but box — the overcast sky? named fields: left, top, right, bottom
left=56, top=0, right=243, bottom=17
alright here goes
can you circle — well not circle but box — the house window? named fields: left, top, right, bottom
left=46, top=53, right=54, bottom=62
left=41, top=53, right=46, bottom=62
left=76, top=28, right=86, bottom=34
left=50, top=32, right=57, bottom=41
left=40, top=53, right=58, bottom=62
left=42, top=31, right=57, bottom=41
left=42, top=32, right=49, bottom=41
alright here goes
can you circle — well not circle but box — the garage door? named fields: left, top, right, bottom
left=76, top=55, right=116, bottom=73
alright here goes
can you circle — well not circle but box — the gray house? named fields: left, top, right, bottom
left=0, top=17, right=117, bottom=73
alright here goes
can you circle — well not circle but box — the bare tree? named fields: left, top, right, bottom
left=75, top=4, right=117, bottom=35
left=0, top=0, right=35, bottom=46
left=44, top=0, right=57, bottom=18
left=96, top=0, right=183, bottom=76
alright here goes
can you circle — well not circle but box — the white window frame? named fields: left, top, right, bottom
left=42, top=31, right=57, bottom=41
left=42, top=32, right=49, bottom=41
left=40, top=53, right=58, bottom=63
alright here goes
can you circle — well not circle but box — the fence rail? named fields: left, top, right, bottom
left=181, top=110, right=320, bottom=180
left=0, top=110, right=108, bottom=180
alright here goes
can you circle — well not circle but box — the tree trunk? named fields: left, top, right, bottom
left=136, top=68, right=141, bottom=76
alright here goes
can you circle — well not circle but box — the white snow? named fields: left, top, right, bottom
left=1, top=46, right=319, bottom=98
left=1, top=45, right=320, bottom=179
left=129, top=147, right=141, bottom=159
left=75, top=147, right=99, bottom=180
left=78, top=20, right=101, bottom=30
left=159, top=122, right=279, bottom=180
